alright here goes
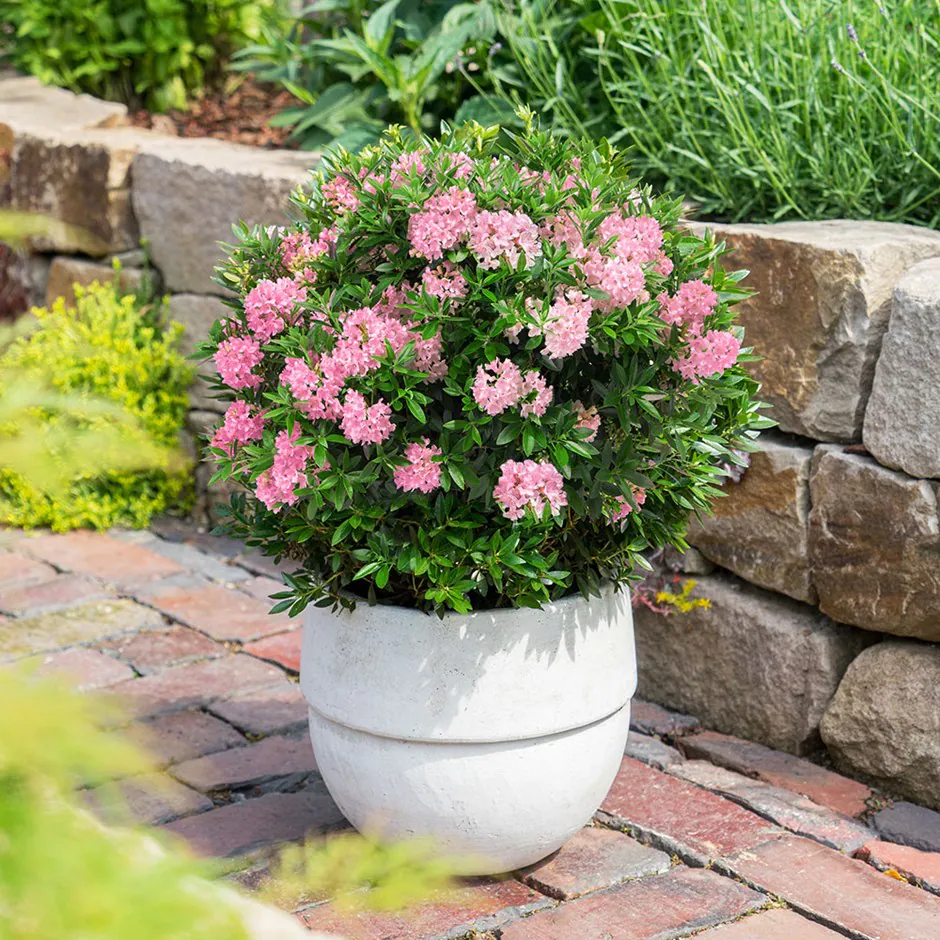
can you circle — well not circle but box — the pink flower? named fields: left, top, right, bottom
left=340, top=391, right=394, bottom=445
left=214, top=336, right=264, bottom=390
left=408, top=187, right=478, bottom=260
left=468, top=210, right=542, bottom=270
left=254, top=426, right=317, bottom=511
left=542, top=289, right=593, bottom=359
left=608, top=487, right=647, bottom=525
left=472, top=358, right=524, bottom=415
left=596, top=212, right=664, bottom=265
left=541, top=211, right=586, bottom=259
left=573, top=401, right=600, bottom=442
left=210, top=401, right=265, bottom=456
left=321, top=175, right=360, bottom=214
left=657, top=279, right=718, bottom=334
left=413, top=331, right=448, bottom=382
left=393, top=439, right=443, bottom=493
left=581, top=250, right=648, bottom=311
left=672, top=330, right=742, bottom=383
left=390, top=150, right=428, bottom=186
left=422, top=261, right=468, bottom=301
left=443, top=151, right=475, bottom=180
left=279, top=357, right=343, bottom=421
left=493, top=459, right=568, bottom=521
left=519, top=371, right=553, bottom=418
left=244, top=277, right=307, bottom=343
left=280, top=227, right=335, bottom=272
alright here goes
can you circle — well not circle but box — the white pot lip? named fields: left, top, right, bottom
left=328, top=580, right=626, bottom=622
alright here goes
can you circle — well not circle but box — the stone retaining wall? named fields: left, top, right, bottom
left=3, top=78, right=939, bottom=809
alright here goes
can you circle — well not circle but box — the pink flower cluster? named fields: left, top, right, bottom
left=390, top=150, right=427, bottom=186
left=408, top=187, right=478, bottom=260
left=493, top=459, right=568, bottom=521
left=215, top=336, right=264, bottom=390
left=254, top=426, right=318, bottom=510
left=280, top=227, right=336, bottom=273
left=472, top=358, right=523, bottom=415
left=519, top=371, right=553, bottom=418
left=393, top=439, right=442, bottom=493
left=244, top=277, right=307, bottom=343
left=211, top=401, right=265, bottom=455
left=608, top=487, right=647, bottom=525
left=672, top=330, right=742, bottom=383
left=541, top=289, right=593, bottom=359
left=574, top=402, right=600, bottom=442
left=422, top=262, right=468, bottom=301
left=468, top=210, right=541, bottom=270
left=657, top=280, right=718, bottom=333
left=340, top=390, right=395, bottom=445
left=321, top=175, right=360, bottom=214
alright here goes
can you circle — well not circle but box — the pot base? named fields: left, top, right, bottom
left=308, top=702, right=631, bottom=875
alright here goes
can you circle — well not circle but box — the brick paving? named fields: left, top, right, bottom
left=4, top=524, right=940, bottom=938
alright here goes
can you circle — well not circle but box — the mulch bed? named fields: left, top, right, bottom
left=130, top=77, right=298, bottom=149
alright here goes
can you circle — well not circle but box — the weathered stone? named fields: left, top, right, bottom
left=624, top=731, right=684, bottom=771
left=809, top=446, right=940, bottom=639
left=45, top=256, right=146, bottom=308
left=663, top=546, right=714, bottom=575
left=872, top=802, right=940, bottom=854
left=820, top=641, right=940, bottom=811
left=691, top=220, right=940, bottom=441
left=689, top=435, right=815, bottom=602
left=635, top=573, right=870, bottom=754
left=168, top=294, right=229, bottom=413
left=864, top=258, right=940, bottom=478
left=133, top=138, right=318, bottom=294
left=858, top=840, right=940, bottom=896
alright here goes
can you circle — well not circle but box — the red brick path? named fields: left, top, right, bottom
left=3, top=526, right=940, bottom=939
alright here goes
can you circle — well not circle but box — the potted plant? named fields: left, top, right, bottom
left=201, top=121, right=765, bottom=874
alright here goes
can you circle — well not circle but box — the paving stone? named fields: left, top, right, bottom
left=630, top=699, right=701, bottom=738
left=688, top=435, right=816, bottom=603
left=598, top=757, right=781, bottom=865
left=680, top=730, right=873, bottom=818
left=87, top=773, right=212, bottom=825
left=243, top=629, right=302, bottom=673
left=624, top=731, right=684, bottom=770
left=820, top=642, right=940, bottom=810
left=634, top=573, right=869, bottom=754
left=298, top=879, right=552, bottom=940
left=688, top=220, right=940, bottom=441
left=97, top=625, right=225, bottom=675
left=140, top=579, right=293, bottom=642
left=160, top=779, right=346, bottom=857
left=171, top=734, right=316, bottom=792
left=235, top=549, right=296, bottom=580
left=0, top=552, right=57, bottom=590
left=669, top=760, right=872, bottom=854
left=142, top=538, right=251, bottom=583
left=696, top=908, right=844, bottom=938
left=720, top=835, right=940, bottom=940
left=129, top=710, right=246, bottom=767
left=24, top=531, right=182, bottom=587
left=501, top=867, right=766, bottom=940
left=102, top=654, right=286, bottom=721
left=864, top=258, right=940, bottom=478
left=810, top=447, right=940, bottom=640
left=0, top=573, right=107, bottom=617
left=0, top=599, right=161, bottom=659
left=518, top=827, right=671, bottom=900
left=858, top=841, right=940, bottom=896
left=873, top=803, right=940, bottom=854
left=27, top=647, right=135, bottom=690
left=207, top=683, right=309, bottom=736
left=238, top=576, right=286, bottom=603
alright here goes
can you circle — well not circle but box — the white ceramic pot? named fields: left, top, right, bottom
left=300, top=584, right=636, bottom=875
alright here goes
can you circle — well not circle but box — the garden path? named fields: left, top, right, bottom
left=2, top=525, right=939, bottom=940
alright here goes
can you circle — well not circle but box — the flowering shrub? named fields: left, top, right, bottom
left=202, top=122, right=767, bottom=615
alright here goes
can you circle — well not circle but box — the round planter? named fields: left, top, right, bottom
left=299, top=584, right=636, bottom=875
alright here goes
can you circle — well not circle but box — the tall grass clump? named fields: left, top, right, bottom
left=497, top=0, right=940, bottom=225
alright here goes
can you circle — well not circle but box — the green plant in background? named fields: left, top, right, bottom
left=0, top=279, right=194, bottom=531
left=0, top=0, right=275, bottom=110
left=0, top=666, right=455, bottom=939
left=238, top=0, right=517, bottom=151
left=498, top=0, right=940, bottom=226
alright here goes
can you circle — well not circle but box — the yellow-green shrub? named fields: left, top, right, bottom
left=0, top=281, right=194, bottom=531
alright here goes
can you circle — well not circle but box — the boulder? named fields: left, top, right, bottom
left=168, top=293, right=230, bottom=414
left=634, top=572, right=870, bottom=754
left=45, top=256, right=147, bottom=308
left=688, top=435, right=815, bottom=603
left=864, top=258, right=940, bottom=478
left=132, top=137, right=318, bottom=294
left=691, top=221, right=940, bottom=442
left=820, top=641, right=940, bottom=812
left=808, top=446, right=940, bottom=640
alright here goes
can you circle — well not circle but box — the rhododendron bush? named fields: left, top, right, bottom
left=200, top=123, right=767, bottom=615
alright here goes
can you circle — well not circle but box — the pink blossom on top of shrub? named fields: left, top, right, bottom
left=199, top=123, right=765, bottom=614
